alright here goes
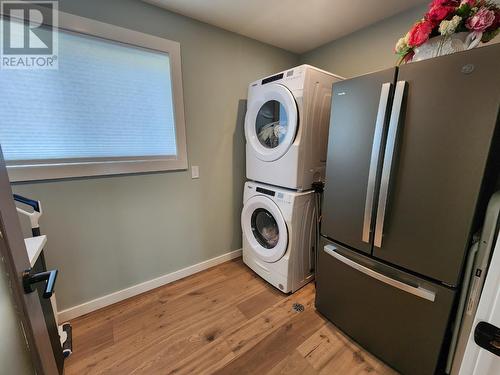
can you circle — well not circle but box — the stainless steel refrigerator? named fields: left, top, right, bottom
left=316, top=43, right=500, bottom=375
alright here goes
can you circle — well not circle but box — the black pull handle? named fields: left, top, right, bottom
left=474, top=321, right=500, bottom=357
left=13, top=194, right=41, bottom=212
left=22, top=268, right=58, bottom=298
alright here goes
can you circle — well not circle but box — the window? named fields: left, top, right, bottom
left=0, top=12, right=187, bottom=182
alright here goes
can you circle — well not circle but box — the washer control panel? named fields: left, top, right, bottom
left=276, top=192, right=292, bottom=205
left=256, top=186, right=275, bottom=196
left=247, top=183, right=293, bottom=205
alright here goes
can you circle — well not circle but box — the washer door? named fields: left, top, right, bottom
left=242, top=195, right=288, bottom=263
left=245, top=83, right=298, bottom=162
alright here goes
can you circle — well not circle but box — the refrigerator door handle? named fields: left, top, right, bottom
left=374, top=80, right=408, bottom=248
left=324, top=244, right=436, bottom=302
left=362, top=82, right=392, bottom=243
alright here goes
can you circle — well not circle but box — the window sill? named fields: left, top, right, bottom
left=7, top=158, right=188, bottom=182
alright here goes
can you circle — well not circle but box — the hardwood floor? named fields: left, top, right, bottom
left=65, top=258, right=398, bottom=375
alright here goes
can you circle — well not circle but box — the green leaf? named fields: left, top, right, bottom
left=456, top=4, right=471, bottom=18
left=455, top=21, right=468, bottom=33
left=395, top=46, right=411, bottom=57
left=482, top=29, right=500, bottom=43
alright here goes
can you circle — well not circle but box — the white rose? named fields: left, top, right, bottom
left=439, top=15, right=462, bottom=35
left=395, top=37, right=408, bottom=53
left=403, top=31, right=410, bottom=44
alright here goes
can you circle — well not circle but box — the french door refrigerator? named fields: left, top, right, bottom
left=316, top=43, right=500, bottom=375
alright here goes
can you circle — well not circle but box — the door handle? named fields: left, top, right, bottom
left=324, top=244, right=435, bottom=302
left=23, top=268, right=58, bottom=298
left=362, top=82, right=392, bottom=243
left=474, top=321, right=500, bottom=356
left=374, top=80, right=407, bottom=248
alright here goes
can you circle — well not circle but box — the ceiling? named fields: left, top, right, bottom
left=144, top=0, right=428, bottom=53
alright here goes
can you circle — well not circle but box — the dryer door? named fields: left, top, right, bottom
left=242, top=195, right=288, bottom=262
left=245, top=83, right=298, bottom=162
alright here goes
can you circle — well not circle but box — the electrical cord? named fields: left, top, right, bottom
left=311, top=181, right=325, bottom=273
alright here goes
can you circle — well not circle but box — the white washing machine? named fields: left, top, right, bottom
left=241, top=181, right=316, bottom=293
left=245, top=65, right=343, bottom=191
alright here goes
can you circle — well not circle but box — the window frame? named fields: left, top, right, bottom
left=2, top=10, right=188, bottom=182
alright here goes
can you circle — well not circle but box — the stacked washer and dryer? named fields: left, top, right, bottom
left=241, top=65, right=342, bottom=293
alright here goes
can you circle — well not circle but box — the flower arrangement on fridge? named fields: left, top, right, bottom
left=395, top=0, right=500, bottom=63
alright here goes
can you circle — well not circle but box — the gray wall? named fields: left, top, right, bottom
left=0, top=257, right=34, bottom=374
left=301, top=4, right=427, bottom=78
left=301, top=4, right=500, bottom=78
left=13, top=0, right=299, bottom=311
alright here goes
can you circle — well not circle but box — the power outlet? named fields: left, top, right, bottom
left=191, top=165, right=200, bottom=179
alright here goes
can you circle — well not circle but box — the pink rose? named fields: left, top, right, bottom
left=408, top=20, right=434, bottom=47
left=466, top=7, right=496, bottom=32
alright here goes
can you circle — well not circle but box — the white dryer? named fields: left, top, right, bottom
left=241, top=181, right=316, bottom=293
left=245, top=65, right=342, bottom=191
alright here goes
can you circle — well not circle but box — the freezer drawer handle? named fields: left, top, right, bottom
left=362, top=82, right=392, bottom=243
left=323, top=245, right=436, bottom=302
left=374, top=80, right=408, bottom=248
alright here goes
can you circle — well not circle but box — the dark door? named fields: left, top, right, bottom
left=0, top=146, right=59, bottom=374
left=33, top=253, right=64, bottom=373
left=322, top=67, right=396, bottom=253
left=373, top=44, right=500, bottom=285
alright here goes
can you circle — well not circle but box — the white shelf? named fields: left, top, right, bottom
left=24, top=235, right=47, bottom=267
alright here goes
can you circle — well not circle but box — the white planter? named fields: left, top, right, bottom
left=412, top=32, right=482, bottom=62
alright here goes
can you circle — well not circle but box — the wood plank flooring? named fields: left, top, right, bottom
left=65, top=258, right=398, bottom=375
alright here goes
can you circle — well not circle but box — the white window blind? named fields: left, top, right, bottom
left=0, top=14, right=187, bottom=181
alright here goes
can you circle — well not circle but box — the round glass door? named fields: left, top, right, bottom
left=255, top=101, right=288, bottom=149
left=251, top=208, right=280, bottom=249
left=245, top=83, right=298, bottom=162
left=241, top=195, right=288, bottom=262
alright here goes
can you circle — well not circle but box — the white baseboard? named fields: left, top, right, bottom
left=57, top=249, right=242, bottom=322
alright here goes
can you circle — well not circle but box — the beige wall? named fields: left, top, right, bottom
left=13, top=0, right=299, bottom=311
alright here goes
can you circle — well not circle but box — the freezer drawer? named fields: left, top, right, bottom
left=316, top=238, right=456, bottom=375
